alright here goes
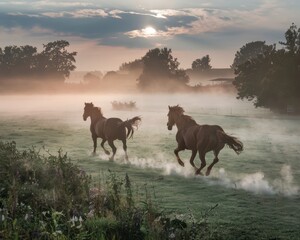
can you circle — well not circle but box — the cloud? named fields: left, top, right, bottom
left=42, top=9, right=109, bottom=18
left=124, top=8, right=233, bottom=39
left=149, top=9, right=186, bottom=18
left=34, top=1, right=92, bottom=8
left=0, top=1, right=299, bottom=69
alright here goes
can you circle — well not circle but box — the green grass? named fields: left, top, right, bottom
left=0, top=94, right=300, bottom=239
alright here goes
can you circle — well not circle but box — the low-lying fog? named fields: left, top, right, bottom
left=0, top=93, right=299, bottom=197
left=0, top=92, right=268, bottom=115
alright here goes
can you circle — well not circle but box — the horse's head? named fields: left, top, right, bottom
left=83, top=102, right=94, bottom=121
left=167, top=105, right=184, bottom=130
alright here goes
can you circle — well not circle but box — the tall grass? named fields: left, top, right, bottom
left=0, top=141, right=214, bottom=239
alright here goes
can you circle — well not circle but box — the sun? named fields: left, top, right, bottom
left=143, top=26, right=157, bottom=36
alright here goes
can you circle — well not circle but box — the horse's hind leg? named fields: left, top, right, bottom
left=205, top=149, right=221, bottom=176
left=101, top=139, right=110, bottom=155
left=189, top=150, right=197, bottom=170
left=122, top=139, right=128, bottom=161
left=108, top=140, right=117, bottom=161
left=195, top=152, right=206, bottom=175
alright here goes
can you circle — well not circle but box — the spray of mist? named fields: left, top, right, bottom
left=207, top=165, right=298, bottom=196
left=96, top=149, right=298, bottom=197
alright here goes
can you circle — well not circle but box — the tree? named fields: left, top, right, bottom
left=231, top=41, right=273, bottom=70
left=37, top=40, right=77, bottom=81
left=137, top=48, right=189, bottom=90
left=279, top=23, right=300, bottom=54
left=119, top=59, right=143, bottom=72
left=233, top=24, right=300, bottom=113
left=0, top=45, right=37, bottom=79
left=0, top=40, right=77, bottom=83
left=83, top=71, right=103, bottom=84
left=191, top=55, right=212, bottom=72
left=233, top=45, right=277, bottom=107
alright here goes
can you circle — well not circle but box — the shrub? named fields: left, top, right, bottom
left=0, top=141, right=214, bottom=239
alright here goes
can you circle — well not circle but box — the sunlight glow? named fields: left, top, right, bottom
left=142, top=26, right=157, bottom=36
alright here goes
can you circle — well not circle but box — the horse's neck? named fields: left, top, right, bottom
left=175, top=114, right=197, bottom=130
left=90, top=112, right=105, bottom=126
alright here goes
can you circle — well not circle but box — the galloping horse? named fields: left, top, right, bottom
left=83, top=102, right=141, bottom=161
left=167, top=105, right=243, bottom=176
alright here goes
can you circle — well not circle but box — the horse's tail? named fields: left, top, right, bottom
left=217, top=130, right=243, bottom=154
left=122, top=116, right=141, bottom=139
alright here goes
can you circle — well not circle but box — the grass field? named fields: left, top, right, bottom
left=0, top=93, right=299, bottom=239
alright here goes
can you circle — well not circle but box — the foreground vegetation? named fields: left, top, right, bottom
left=0, top=141, right=216, bottom=240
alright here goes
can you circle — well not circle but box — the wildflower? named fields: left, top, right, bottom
left=169, top=232, right=176, bottom=239
left=70, top=216, right=77, bottom=227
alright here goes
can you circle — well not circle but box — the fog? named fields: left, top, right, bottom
left=0, top=92, right=265, bottom=114
left=0, top=93, right=299, bottom=197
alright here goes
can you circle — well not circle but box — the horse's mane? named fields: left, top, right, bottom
left=169, top=105, right=197, bottom=125
left=169, top=105, right=184, bottom=115
left=93, top=106, right=104, bottom=117
left=182, top=114, right=197, bottom=125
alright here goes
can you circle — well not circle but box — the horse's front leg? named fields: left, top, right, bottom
left=174, top=145, right=185, bottom=167
left=101, top=139, right=110, bottom=155
left=92, top=135, right=97, bottom=154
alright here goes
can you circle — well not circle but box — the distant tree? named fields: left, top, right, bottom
left=102, top=71, right=120, bottom=81
left=233, top=24, right=300, bottom=113
left=36, top=40, right=77, bottom=81
left=279, top=23, right=300, bottom=53
left=83, top=71, right=102, bottom=84
left=119, top=59, right=143, bottom=72
left=191, top=55, right=212, bottom=72
left=233, top=45, right=277, bottom=107
left=0, top=40, right=77, bottom=83
left=137, top=48, right=189, bottom=89
left=0, top=45, right=37, bottom=79
left=231, top=41, right=274, bottom=70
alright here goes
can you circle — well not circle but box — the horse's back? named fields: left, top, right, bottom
left=105, top=117, right=126, bottom=140
left=196, top=124, right=224, bottom=151
left=106, top=117, right=123, bottom=126
left=181, top=124, right=224, bottom=152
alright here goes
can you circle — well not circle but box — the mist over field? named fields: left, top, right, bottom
left=1, top=92, right=300, bottom=238
left=1, top=0, right=300, bottom=238
left=1, top=93, right=299, bottom=194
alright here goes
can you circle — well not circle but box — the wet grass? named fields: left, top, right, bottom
left=0, top=97, right=300, bottom=239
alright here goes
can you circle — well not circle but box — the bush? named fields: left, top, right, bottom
left=0, top=141, right=214, bottom=239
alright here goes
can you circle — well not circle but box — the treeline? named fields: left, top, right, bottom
left=0, top=40, right=76, bottom=82
left=1, top=24, right=299, bottom=113
left=233, top=23, right=300, bottom=113
left=119, top=23, right=300, bottom=113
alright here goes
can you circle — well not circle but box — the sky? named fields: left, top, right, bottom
left=0, top=0, right=299, bottom=72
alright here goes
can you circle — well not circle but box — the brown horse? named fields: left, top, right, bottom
left=167, top=105, right=243, bottom=176
left=83, top=102, right=141, bottom=161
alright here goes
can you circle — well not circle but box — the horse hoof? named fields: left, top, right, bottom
left=109, top=157, right=114, bottom=162
left=179, top=162, right=185, bottom=167
left=195, top=170, right=203, bottom=176
left=105, top=151, right=110, bottom=155
left=205, top=171, right=211, bottom=176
